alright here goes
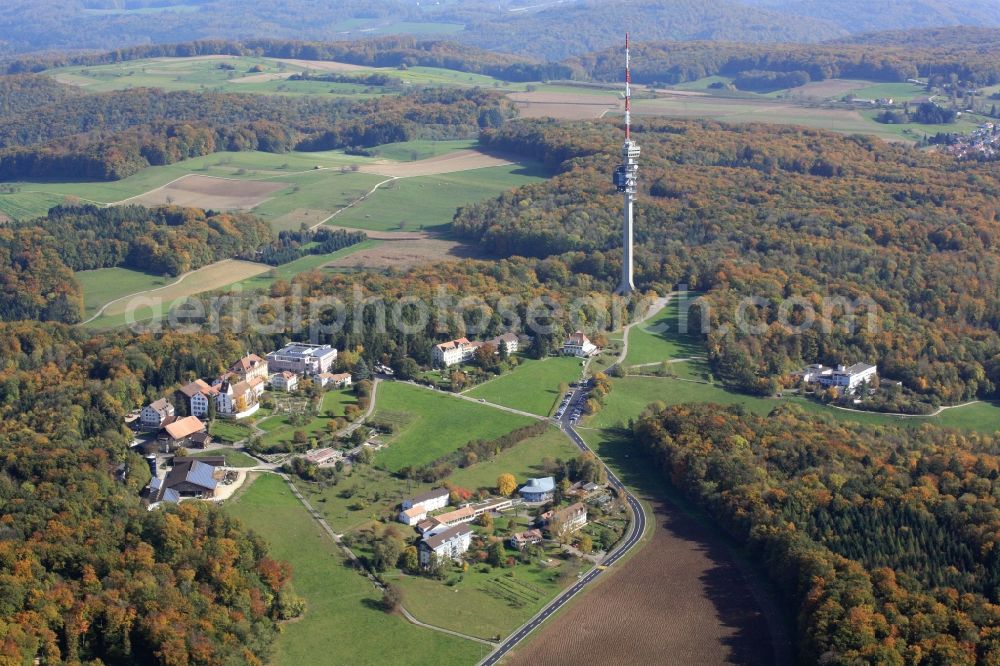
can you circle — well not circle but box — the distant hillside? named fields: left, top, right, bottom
left=739, top=0, right=1000, bottom=33
left=834, top=25, right=1000, bottom=47
left=459, top=0, right=847, bottom=60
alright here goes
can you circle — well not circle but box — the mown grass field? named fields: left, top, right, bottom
left=373, top=382, right=536, bottom=472
left=208, top=420, right=254, bottom=443
left=445, top=427, right=578, bottom=490
left=75, top=267, right=173, bottom=318
left=624, top=295, right=704, bottom=367
left=466, top=356, right=583, bottom=416
left=225, top=474, right=480, bottom=666
left=329, top=161, right=548, bottom=233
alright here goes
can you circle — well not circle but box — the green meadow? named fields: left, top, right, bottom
left=466, top=356, right=583, bottom=416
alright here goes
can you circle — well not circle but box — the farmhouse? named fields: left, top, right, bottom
left=418, top=524, right=473, bottom=567
left=159, top=416, right=207, bottom=451
left=801, top=362, right=878, bottom=394
left=266, top=343, right=337, bottom=375
left=562, top=331, right=597, bottom=357
left=176, top=379, right=218, bottom=418
left=314, top=371, right=352, bottom=388
left=150, top=457, right=222, bottom=503
left=519, top=476, right=555, bottom=503
left=229, top=354, right=268, bottom=383
left=141, top=398, right=175, bottom=429
left=270, top=371, right=299, bottom=392
left=432, top=337, right=481, bottom=367
left=509, top=529, right=544, bottom=550
left=402, top=487, right=450, bottom=512
left=542, top=502, right=588, bottom=537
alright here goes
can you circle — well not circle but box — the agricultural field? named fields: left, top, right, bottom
left=507, top=89, right=621, bottom=120
left=46, top=55, right=520, bottom=98
left=208, top=419, right=254, bottom=444
left=124, top=174, right=289, bottom=210
left=373, top=382, right=537, bottom=472
left=328, top=160, right=548, bottom=233
left=75, top=267, right=172, bottom=319
left=466, top=356, right=583, bottom=416
left=225, top=474, right=480, bottom=666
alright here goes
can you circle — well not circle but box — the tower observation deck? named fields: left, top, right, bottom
left=613, top=34, right=639, bottom=295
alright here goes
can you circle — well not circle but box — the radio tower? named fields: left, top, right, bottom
left=613, top=33, right=640, bottom=295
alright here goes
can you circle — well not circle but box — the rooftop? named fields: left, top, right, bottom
left=407, top=487, right=449, bottom=505
left=519, top=476, right=555, bottom=494
left=422, top=524, right=472, bottom=550
left=230, top=354, right=265, bottom=373
left=163, top=416, right=206, bottom=441
left=435, top=337, right=471, bottom=351
left=178, top=379, right=211, bottom=398
left=163, top=459, right=218, bottom=493
left=270, top=343, right=336, bottom=358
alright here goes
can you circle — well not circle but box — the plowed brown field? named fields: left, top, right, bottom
left=505, top=495, right=791, bottom=666
left=125, top=175, right=288, bottom=210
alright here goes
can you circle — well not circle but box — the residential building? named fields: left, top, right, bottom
left=160, top=416, right=207, bottom=451
left=229, top=354, right=268, bottom=383
left=315, top=372, right=352, bottom=389
left=215, top=379, right=258, bottom=417
left=270, top=371, right=299, bottom=392
left=802, top=362, right=878, bottom=395
left=519, top=477, right=555, bottom=503
left=416, top=519, right=437, bottom=535
left=266, top=343, right=337, bottom=375
left=432, top=337, right=480, bottom=367
left=418, top=524, right=473, bottom=567
left=430, top=506, right=476, bottom=527
left=470, top=497, right=517, bottom=517
left=141, top=398, right=175, bottom=429
left=176, top=379, right=218, bottom=418
left=399, top=506, right=428, bottom=526
left=562, top=331, right=597, bottom=357
left=489, top=332, right=520, bottom=355
left=402, top=488, right=450, bottom=513
left=543, top=502, right=588, bottom=537
left=509, top=529, right=544, bottom=550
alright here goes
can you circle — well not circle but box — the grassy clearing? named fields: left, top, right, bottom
left=225, top=474, right=480, bottom=666
left=847, top=82, right=928, bottom=102
left=75, top=267, right=172, bottom=318
left=624, top=295, right=704, bottom=367
left=466, top=356, right=583, bottom=416
left=256, top=388, right=359, bottom=446
left=373, top=382, right=535, bottom=473
left=367, top=139, right=478, bottom=162
left=209, top=420, right=254, bottom=443
left=227, top=240, right=379, bottom=291
left=191, top=448, right=258, bottom=467
left=329, top=161, right=547, bottom=233
left=295, top=426, right=577, bottom=533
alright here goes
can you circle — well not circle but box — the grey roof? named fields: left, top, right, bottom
left=519, top=477, right=555, bottom=494
left=163, top=459, right=218, bottom=493
left=844, top=362, right=877, bottom=375
left=422, top=524, right=472, bottom=550
left=270, top=343, right=336, bottom=358
left=407, top=487, right=449, bottom=505
left=161, top=488, right=181, bottom=504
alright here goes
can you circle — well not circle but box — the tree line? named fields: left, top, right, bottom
left=632, top=402, right=1000, bottom=664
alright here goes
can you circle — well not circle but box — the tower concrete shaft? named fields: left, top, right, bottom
left=613, top=33, right=639, bottom=296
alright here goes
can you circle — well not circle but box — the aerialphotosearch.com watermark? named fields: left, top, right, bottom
left=120, top=284, right=881, bottom=341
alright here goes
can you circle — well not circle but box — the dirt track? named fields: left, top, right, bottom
left=505, top=494, right=791, bottom=666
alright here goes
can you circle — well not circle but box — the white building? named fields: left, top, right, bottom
left=418, top=524, right=473, bottom=567
left=141, top=398, right=175, bottom=429
left=542, top=502, right=588, bottom=537
left=229, top=354, right=269, bottom=383
left=215, top=379, right=258, bottom=417
left=315, top=372, right=352, bottom=389
left=803, top=362, right=878, bottom=395
left=489, top=332, right=520, bottom=355
left=266, top=343, right=338, bottom=375
left=270, top=371, right=299, bottom=392
left=562, top=331, right=597, bottom=357
left=432, top=338, right=480, bottom=367
left=402, top=487, right=450, bottom=512
left=399, top=506, right=428, bottom=526
left=177, top=380, right=218, bottom=418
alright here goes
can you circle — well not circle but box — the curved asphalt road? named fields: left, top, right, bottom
left=478, top=383, right=648, bottom=666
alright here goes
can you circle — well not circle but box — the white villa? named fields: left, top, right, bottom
left=542, top=502, right=588, bottom=537
left=802, top=362, right=878, bottom=394
left=266, top=343, right=338, bottom=375
left=229, top=354, right=269, bottom=383
left=214, top=379, right=259, bottom=417
left=177, top=380, right=218, bottom=419
left=270, top=371, right=299, bottom=392
left=489, top=332, right=520, bottom=355
left=562, top=331, right=597, bottom=358
left=418, top=524, right=473, bottom=567
left=398, top=488, right=450, bottom=525
left=432, top=338, right=481, bottom=367
left=315, top=372, right=352, bottom=389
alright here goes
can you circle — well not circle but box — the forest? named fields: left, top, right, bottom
left=455, top=118, right=1000, bottom=404
left=0, top=322, right=302, bottom=664
left=0, top=205, right=272, bottom=323
left=0, top=83, right=513, bottom=181
left=632, top=402, right=1000, bottom=664
left=570, top=30, right=1000, bottom=86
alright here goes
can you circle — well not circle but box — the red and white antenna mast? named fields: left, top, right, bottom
left=624, top=32, right=631, bottom=140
